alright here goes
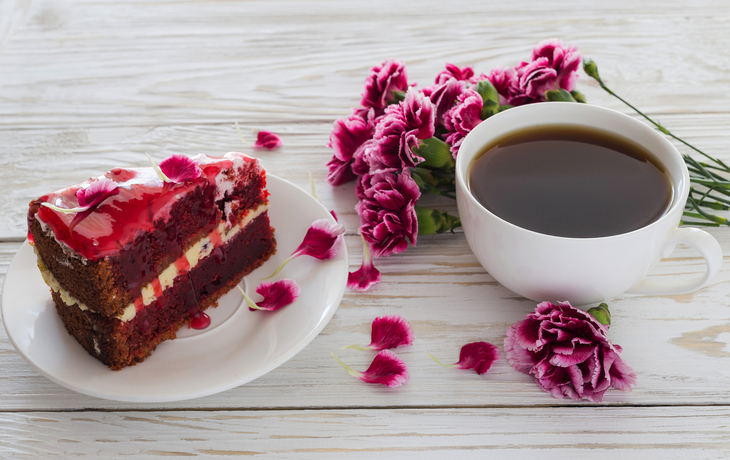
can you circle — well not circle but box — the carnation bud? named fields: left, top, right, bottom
left=545, top=88, right=577, bottom=102
left=413, top=137, right=455, bottom=170
left=570, top=90, right=587, bottom=103
left=583, top=59, right=601, bottom=81
left=586, top=302, right=611, bottom=326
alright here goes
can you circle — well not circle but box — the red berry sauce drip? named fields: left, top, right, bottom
left=188, top=308, right=211, bottom=329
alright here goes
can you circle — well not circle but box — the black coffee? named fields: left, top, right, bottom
left=469, top=125, right=673, bottom=238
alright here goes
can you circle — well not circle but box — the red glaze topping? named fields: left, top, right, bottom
left=28, top=152, right=260, bottom=260
left=188, top=308, right=211, bottom=329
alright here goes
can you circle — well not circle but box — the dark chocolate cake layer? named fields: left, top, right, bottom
left=50, top=213, right=276, bottom=370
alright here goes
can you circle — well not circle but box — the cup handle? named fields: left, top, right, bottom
left=626, top=228, right=723, bottom=296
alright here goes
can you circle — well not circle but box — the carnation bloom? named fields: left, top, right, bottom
left=326, top=110, right=376, bottom=185
left=355, top=169, right=421, bottom=258
left=486, top=67, right=523, bottom=106
left=428, top=341, right=500, bottom=375
left=342, top=315, right=413, bottom=350
left=254, top=131, right=283, bottom=149
left=366, top=88, right=435, bottom=173
left=515, top=57, right=559, bottom=100
left=361, top=59, right=410, bottom=110
left=504, top=301, right=637, bottom=403
left=443, top=89, right=483, bottom=157
left=331, top=350, right=409, bottom=388
left=434, top=63, right=477, bottom=85
left=264, top=219, right=345, bottom=279
left=237, top=279, right=300, bottom=312
left=428, top=77, right=466, bottom=126
left=347, top=233, right=381, bottom=291
left=531, top=38, right=582, bottom=92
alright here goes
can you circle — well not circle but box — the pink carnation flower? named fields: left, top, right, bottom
left=515, top=57, right=558, bottom=100
left=434, top=63, right=477, bottom=85
left=531, top=38, right=582, bottom=92
left=486, top=67, right=524, bottom=106
left=238, top=279, right=300, bottom=312
left=428, top=78, right=467, bottom=126
left=326, top=110, right=376, bottom=185
left=367, top=88, right=435, bottom=173
left=443, top=89, right=483, bottom=157
left=504, top=301, right=637, bottom=403
left=361, top=59, right=410, bottom=110
left=355, top=169, right=421, bottom=258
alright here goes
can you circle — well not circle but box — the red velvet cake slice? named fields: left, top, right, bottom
left=27, top=152, right=276, bottom=370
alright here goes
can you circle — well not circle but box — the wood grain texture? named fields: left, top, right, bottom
left=1, top=407, right=730, bottom=459
left=1, top=229, right=729, bottom=411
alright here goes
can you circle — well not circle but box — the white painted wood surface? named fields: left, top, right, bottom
left=1, top=0, right=730, bottom=457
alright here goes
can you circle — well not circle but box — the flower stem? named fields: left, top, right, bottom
left=426, top=352, right=457, bottom=368
left=237, top=285, right=265, bottom=310
left=340, top=344, right=371, bottom=351
left=262, top=255, right=295, bottom=280
left=331, top=352, right=362, bottom=378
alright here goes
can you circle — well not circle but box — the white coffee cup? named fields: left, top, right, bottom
left=455, top=102, right=723, bottom=305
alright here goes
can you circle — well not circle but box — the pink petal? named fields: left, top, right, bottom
left=455, top=341, right=501, bottom=375
left=75, top=178, right=120, bottom=208
left=254, top=131, right=283, bottom=149
left=251, top=279, right=300, bottom=311
left=366, top=315, right=413, bottom=350
left=360, top=350, right=409, bottom=387
left=330, top=210, right=339, bottom=222
left=159, top=154, right=202, bottom=184
left=347, top=236, right=381, bottom=291
left=291, top=218, right=345, bottom=260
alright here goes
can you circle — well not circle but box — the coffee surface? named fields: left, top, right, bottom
left=469, top=125, right=673, bottom=238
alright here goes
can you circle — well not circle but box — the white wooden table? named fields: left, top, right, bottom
left=2, top=0, right=730, bottom=457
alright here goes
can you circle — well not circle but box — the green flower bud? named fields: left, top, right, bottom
left=583, top=59, right=601, bottom=82
left=415, top=206, right=461, bottom=235
left=413, top=137, right=455, bottom=171
left=586, top=302, right=611, bottom=326
left=545, top=88, right=576, bottom=102
left=570, top=90, right=587, bottom=103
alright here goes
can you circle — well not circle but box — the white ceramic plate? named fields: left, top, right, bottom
left=1, top=175, right=347, bottom=403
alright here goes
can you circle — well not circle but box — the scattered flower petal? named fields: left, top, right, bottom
left=254, top=131, right=283, bottom=149
left=331, top=350, right=409, bottom=388
left=159, top=154, right=202, bottom=184
left=428, top=341, right=501, bottom=375
left=347, top=234, right=381, bottom=291
left=41, top=178, right=120, bottom=214
left=264, top=218, right=345, bottom=279
left=237, top=280, right=299, bottom=312
left=343, top=315, right=411, bottom=351
left=330, top=210, right=339, bottom=222
left=504, top=301, right=637, bottom=403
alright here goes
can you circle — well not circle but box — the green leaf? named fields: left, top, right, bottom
left=391, top=90, right=407, bottom=103
left=586, top=302, right=611, bottom=326
left=415, top=206, right=461, bottom=235
left=545, top=88, right=577, bottom=102
left=498, top=104, right=514, bottom=113
left=414, top=137, right=455, bottom=170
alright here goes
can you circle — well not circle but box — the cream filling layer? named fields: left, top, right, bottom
left=38, top=203, right=269, bottom=322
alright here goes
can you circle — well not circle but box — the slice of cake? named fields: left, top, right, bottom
left=27, top=152, right=276, bottom=370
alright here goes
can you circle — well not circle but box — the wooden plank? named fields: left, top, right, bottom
left=1, top=227, right=729, bottom=411
left=1, top=407, right=729, bottom=459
